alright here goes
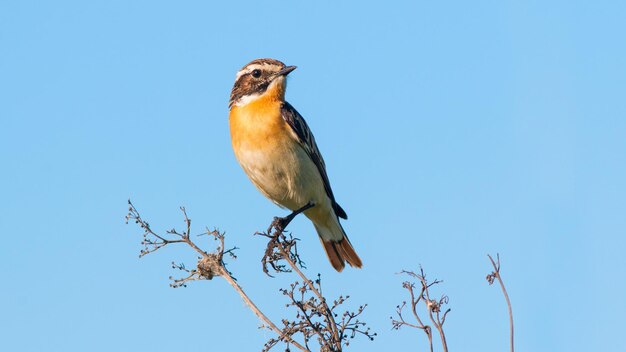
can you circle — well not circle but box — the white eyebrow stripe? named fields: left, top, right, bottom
left=234, top=62, right=283, bottom=81
left=235, top=64, right=264, bottom=80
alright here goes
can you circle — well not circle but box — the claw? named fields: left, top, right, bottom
left=266, top=202, right=314, bottom=236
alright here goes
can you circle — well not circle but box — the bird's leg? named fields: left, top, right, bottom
left=268, top=202, right=315, bottom=235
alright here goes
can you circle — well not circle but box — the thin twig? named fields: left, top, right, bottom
left=487, top=253, right=514, bottom=352
left=126, top=200, right=308, bottom=351
left=127, top=200, right=374, bottom=351
left=259, top=218, right=375, bottom=351
left=287, top=254, right=342, bottom=350
left=264, top=228, right=342, bottom=351
left=221, top=268, right=309, bottom=351
left=392, top=268, right=450, bottom=352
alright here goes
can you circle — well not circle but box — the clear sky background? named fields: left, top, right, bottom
left=1, top=1, right=625, bottom=351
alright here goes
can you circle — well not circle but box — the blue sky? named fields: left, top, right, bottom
left=1, top=1, right=625, bottom=351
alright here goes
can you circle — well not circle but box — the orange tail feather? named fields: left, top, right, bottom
left=336, top=237, right=362, bottom=268
left=320, top=236, right=363, bottom=272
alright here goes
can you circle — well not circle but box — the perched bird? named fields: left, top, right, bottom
left=228, top=58, right=362, bottom=272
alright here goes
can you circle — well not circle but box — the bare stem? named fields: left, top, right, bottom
left=418, top=271, right=448, bottom=352
left=284, top=251, right=341, bottom=350
left=127, top=200, right=374, bottom=352
left=392, top=268, right=449, bottom=352
left=126, top=200, right=308, bottom=351
left=487, top=254, right=514, bottom=352
left=265, top=224, right=342, bottom=351
left=220, top=268, right=308, bottom=351
left=259, top=216, right=376, bottom=351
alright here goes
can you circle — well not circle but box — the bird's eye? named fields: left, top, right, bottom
left=251, top=69, right=261, bottom=78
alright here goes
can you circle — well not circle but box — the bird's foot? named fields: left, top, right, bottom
left=267, top=216, right=290, bottom=235
left=266, top=202, right=315, bottom=236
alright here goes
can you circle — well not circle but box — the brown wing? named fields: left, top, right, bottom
left=281, top=102, right=347, bottom=219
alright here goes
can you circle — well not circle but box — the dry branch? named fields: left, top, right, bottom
left=126, top=200, right=374, bottom=351
left=391, top=267, right=450, bottom=352
left=487, top=253, right=514, bottom=352
left=125, top=200, right=308, bottom=351
left=257, top=220, right=375, bottom=351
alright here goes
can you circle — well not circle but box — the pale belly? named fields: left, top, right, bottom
left=235, top=141, right=329, bottom=213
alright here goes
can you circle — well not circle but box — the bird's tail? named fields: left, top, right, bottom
left=314, top=219, right=362, bottom=272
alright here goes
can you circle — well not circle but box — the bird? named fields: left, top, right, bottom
left=228, top=58, right=362, bottom=272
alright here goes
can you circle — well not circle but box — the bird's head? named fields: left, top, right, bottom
left=229, top=58, right=297, bottom=109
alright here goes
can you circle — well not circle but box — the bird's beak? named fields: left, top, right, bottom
left=276, top=65, right=297, bottom=77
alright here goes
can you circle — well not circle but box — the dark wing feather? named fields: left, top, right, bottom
left=281, top=102, right=347, bottom=219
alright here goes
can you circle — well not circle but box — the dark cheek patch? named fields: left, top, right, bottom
left=229, top=76, right=271, bottom=107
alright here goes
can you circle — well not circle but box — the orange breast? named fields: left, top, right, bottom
left=229, top=90, right=291, bottom=152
